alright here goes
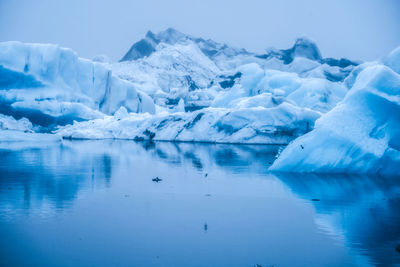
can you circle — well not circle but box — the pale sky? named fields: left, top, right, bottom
left=0, top=0, right=399, bottom=62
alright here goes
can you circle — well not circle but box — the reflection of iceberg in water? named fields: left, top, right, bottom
left=138, top=141, right=281, bottom=173
left=141, top=143, right=400, bottom=266
left=0, top=141, right=115, bottom=214
left=0, top=140, right=281, bottom=215
left=275, top=173, right=400, bottom=266
left=0, top=140, right=399, bottom=266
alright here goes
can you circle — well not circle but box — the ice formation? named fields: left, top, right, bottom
left=114, top=41, right=220, bottom=111
left=2, top=28, right=399, bottom=174
left=0, top=41, right=155, bottom=131
left=120, top=28, right=250, bottom=64
left=57, top=103, right=319, bottom=144
left=0, top=114, right=59, bottom=141
left=114, top=29, right=357, bottom=112
left=270, top=54, right=400, bottom=174
left=211, top=63, right=347, bottom=113
left=0, top=114, right=33, bottom=132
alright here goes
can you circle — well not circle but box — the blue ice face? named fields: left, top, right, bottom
left=0, top=65, right=44, bottom=89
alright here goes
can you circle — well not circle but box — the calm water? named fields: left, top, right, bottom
left=0, top=139, right=399, bottom=267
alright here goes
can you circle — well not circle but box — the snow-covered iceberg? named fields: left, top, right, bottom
left=0, top=41, right=155, bottom=131
left=270, top=49, right=400, bottom=175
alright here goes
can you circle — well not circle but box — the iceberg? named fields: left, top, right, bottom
left=384, top=46, right=400, bottom=74
left=0, top=41, right=155, bottom=131
left=270, top=52, right=400, bottom=175
left=2, top=28, right=400, bottom=174
left=257, top=37, right=358, bottom=82
left=0, top=114, right=33, bottom=132
left=212, top=63, right=347, bottom=113
left=114, top=41, right=219, bottom=111
left=57, top=103, right=319, bottom=144
left=0, top=114, right=59, bottom=141
left=115, top=29, right=358, bottom=112
left=0, top=29, right=376, bottom=154
left=120, top=28, right=250, bottom=63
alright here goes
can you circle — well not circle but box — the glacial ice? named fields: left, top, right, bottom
left=0, top=114, right=59, bottom=141
left=113, top=41, right=220, bottom=111
left=212, top=63, right=347, bottom=113
left=384, top=46, right=400, bottom=74
left=61, top=32, right=349, bottom=144
left=0, top=114, right=33, bottom=132
left=1, top=28, right=399, bottom=174
left=114, top=29, right=358, bottom=112
left=0, top=41, right=155, bottom=131
left=270, top=62, right=400, bottom=175
left=57, top=103, right=319, bottom=144
left=120, top=28, right=251, bottom=64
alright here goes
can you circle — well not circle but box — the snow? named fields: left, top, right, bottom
left=0, top=41, right=155, bottom=131
left=270, top=62, right=400, bottom=175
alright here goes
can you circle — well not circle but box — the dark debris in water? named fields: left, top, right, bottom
left=311, top=198, right=320, bottom=201
left=396, top=244, right=400, bottom=253
left=152, top=177, right=162, bottom=183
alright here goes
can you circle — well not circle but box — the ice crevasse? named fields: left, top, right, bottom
left=0, top=41, right=155, bottom=130
left=270, top=47, right=400, bottom=175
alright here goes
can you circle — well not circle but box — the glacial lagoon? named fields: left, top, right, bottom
left=0, top=140, right=399, bottom=266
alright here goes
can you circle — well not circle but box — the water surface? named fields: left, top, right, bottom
left=0, top=140, right=399, bottom=266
